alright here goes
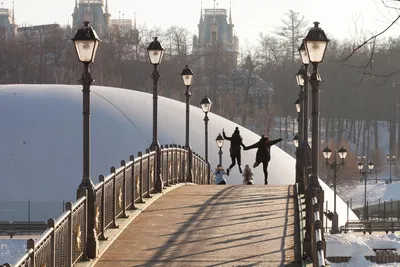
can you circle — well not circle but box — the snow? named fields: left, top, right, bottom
left=0, top=84, right=357, bottom=264
left=338, top=181, right=400, bottom=209
left=0, top=239, right=27, bottom=264
left=326, top=234, right=400, bottom=266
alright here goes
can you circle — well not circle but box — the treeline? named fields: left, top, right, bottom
left=1, top=11, right=400, bottom=181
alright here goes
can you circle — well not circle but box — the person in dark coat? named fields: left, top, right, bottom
left=222, top=127, right=245, bottom=175
left=244, top=135, right=283, bottom=185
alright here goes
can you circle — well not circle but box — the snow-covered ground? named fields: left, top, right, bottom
left=338, top=180, right=400, bottom=208
left=0, top=239, right=27, bottom=264
left=326, top=233, right=400, bottom=266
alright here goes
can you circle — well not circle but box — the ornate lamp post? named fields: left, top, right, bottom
left=298, top=44, right=310, bottom=148
left=323, top=146, right=347, bottom=234
left=200, top=96, right=212, bottom=184
left=72, top=21, right=101, bottom=259
left=147, top=37, right=164, bottom=193
left=304, top=21, right=329, bottom=194
left=386, top=154, right=396, bottom=183
left=302, top=21, right=329, bottom=260
left=358, top=160, right=374, bottom=220
left=181, top=65, right=194, bottom=182
left=215, top=133, right=224, bottom=166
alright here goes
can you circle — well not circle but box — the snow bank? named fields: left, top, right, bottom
left=327, top=234, right=400, bottom=266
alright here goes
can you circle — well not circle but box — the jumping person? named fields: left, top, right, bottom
left=214, top=164, right=227, bottom=185
left=222, top=127, right=245, bottom=176
left=244, top=135, right=283, bottom=185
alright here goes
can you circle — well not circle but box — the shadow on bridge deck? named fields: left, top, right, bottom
left=95, top=185, right=300, bottom=267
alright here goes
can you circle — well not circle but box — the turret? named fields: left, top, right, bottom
left=103, top=0, right=111, bottom=30
left=197, top=2, right=203, bottom=44
left=228, top=1, right=234, bottom=44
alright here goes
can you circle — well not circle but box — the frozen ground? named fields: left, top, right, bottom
left=326, top=233, right=400, bottom=266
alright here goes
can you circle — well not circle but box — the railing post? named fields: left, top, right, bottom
left=177, top=145, right=182, bottom=182
left=164, top=145, right=170, bottom=187
left=77, top=188, right=89, bottom=261
left=120, top=160, right=129, bottom=218
left=145, top=149, right=152, bottom=198
left=173, top=144, right=178, bottom=183
left=27, top=238, right=35, bottom=267
left=160, top=145, right=164, bottom=188
left=110, top=166, right=119, bottom=228
left=138, top=151, right=145, bottom=203
left=129, top=155, right=137, bottom=210
left=47, top=218, right=56, bottom=267
left=66, top=201, right=73, bottom=265
left=98, top=175, right=107, bottom=240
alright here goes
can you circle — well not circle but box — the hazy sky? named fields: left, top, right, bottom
left=5, top=0, right=400, bottom=47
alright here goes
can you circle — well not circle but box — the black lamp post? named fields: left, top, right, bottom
left=72, top=21, right=101, bottom=259
left=304, top=21, right=329, bottom=194
left=216, top=133, right=224, bottom=166
left=358, top=160, right=374, bottom=220
left=293, top=133, right=299, bottom=149
left=181, top=65, right=194, bottom=182
left=323, top=146, right=347, bottom=234
left=298, top=44, right=310, bottom=149
left=302, top=21, right=329, bottom=260
left=200, top=96, right=212, bottom=184
left=386, top=154, right=396, bottom=183
left=147, top=37, right=164, bottom=193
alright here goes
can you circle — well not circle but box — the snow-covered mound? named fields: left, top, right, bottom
left=338, top=181, right=400, bottom=208
left=0, top=84, right=357, bottom=225
left=0, top=84, right=294, bottom=202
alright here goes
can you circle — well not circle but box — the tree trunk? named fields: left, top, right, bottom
left=325, top=117, right=330, bottom=144
left=374, top=120, right=379, bottom=158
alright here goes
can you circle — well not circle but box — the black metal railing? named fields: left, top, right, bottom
left=311, top=196, right=325, bottom=267
left=3, top=144, right=212, bottom=267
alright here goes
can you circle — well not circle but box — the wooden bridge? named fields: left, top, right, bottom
left=91, top=184, right=300, bottom=266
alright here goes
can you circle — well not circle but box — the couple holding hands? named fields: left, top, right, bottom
left=222, top=127, right=282, bottom=185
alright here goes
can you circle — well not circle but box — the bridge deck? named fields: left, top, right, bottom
left=96, top=185, right=300, bottom=267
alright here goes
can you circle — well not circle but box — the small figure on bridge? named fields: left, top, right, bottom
left=244, top=135, right=283, bottom=185
left=214, top=164, right=227, bottom=185
left=222, top=127, right=245, bottom=176
left=242, top=165, right=254, bottom=185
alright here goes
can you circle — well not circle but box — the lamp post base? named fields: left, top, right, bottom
left=150, top=141, right=162, bottom=193
left=330, top=212, right=340, bottom=234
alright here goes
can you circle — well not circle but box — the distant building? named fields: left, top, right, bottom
left=0, top=3, right=17, bottom=37
left=110, top=13, right=139, bottom=44
left=192, top=3, right=239, bottom=69
left=71, top=0, right=111, bottom=38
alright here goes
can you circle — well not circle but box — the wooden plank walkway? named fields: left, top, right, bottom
left=96, top=185, right=300, bottom=267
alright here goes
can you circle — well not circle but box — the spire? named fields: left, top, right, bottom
left=213, top=0, right=216, bottom=16
left=199, top=2, right=203, bottom=24
left=229, top=1, right=232, bottom=24
left=134, top=12, right=137, bottom=29
left=105, top=0, right=109, bottom=13
left=12, top=1, right=15, bottom=24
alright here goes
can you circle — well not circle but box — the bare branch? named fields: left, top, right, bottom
left=341, top=14, right=400, bottom=62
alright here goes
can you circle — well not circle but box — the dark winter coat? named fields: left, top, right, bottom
left=223, top=131, right=245, bottom=157
left=245, top=137, right=283, bottom=162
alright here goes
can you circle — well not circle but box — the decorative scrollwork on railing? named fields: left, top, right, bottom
left=117, top=187, right=123, bottom=210
left=135, top=175, right=140, bottom=194
left=95, top=204, right=100, bottom=234
left=74, top=223, right=82, bottom=253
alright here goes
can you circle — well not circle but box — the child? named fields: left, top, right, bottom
left=214, top=164, right=227, bottom=185
left=242, top=165, right=254, bottom=185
